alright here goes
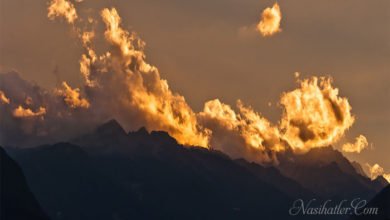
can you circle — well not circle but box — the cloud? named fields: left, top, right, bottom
left=47, top=0, right=78, bottom=24
left=384, top=174, right=390, bottom=183
left=365, top=163, right=390, bottom=183
left=81, top=8, right=211, bottom=147
left=0, top=2, right=360, bottom=165
left=13, top=106, right=46, bottom=118
left=57, top=82, right=90, bottom=109
left=198, top=75, right=356, bottom=162
left=199, top=99, right=282, bottom=163
left=342, top=135, right=369, bottom=153
left=49, top=4, right=357, bottom=157
left=0, top=90, right=10, bottom=104
left=0, top=72, right=98, bottom=146
left=280, top=76, right=355, bottom=153
left=256, top=3, right=282, bottom=37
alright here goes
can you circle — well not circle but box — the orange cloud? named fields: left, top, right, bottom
left=58, top=82, right=90, bottom=109
left=199, top=99, right=283, bottom=163
left=366, top=163, right=390, bottom=183
left=0, top=90, right=10, bottom=104
left=48, top=0, right=78, bottom=24
left=280, top=76, right=355, bottom=153
left=13, top=106, right=46, bottom=118
left=77, top=8, right=211, bottom=147
left=342, top=135, right=369, bottom=153
left=257, top=3, right=282, bottom=37
left=39, top=4, right=360, bottom=164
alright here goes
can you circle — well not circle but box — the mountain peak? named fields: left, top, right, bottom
left=137, top=127, right=148, bottom=134
left=150, top=130, right=178, bottom=145
left=96, top=119, right=126, bottom=136
left=289, top=146, right=358, bottom=175
left=351, top=161, right=367, bottom=177
left=373, top=175, right=389, bottom=186
left=128, top=127, right=149, bottom=136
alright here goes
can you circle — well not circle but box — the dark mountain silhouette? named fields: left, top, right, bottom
left=72, top=119, right=181, bottom=153
left=0, top=147, right=50, bottom=220
left=4, top=120, right=388, bottom=220
left=373, top=176, right=390, bottom=188
left=349, top=185, right=390, bottom=220
left=6, top=120, right=304, bottom=220
left=351, top=161, right=367, bottom=177
left=277, top=147, right=388, bottom=200
left=7, top=142, right=145, bottom=220
left=235, top=158, right=315, bottom=199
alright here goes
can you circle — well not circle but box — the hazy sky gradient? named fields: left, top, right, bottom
left=0, top=0, right=389, bottom=169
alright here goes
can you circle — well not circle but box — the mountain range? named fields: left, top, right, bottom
left=2, top=119, right=388, bottom=220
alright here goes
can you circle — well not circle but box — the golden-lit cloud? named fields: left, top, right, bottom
left=199, top=99, right=283, bottom=163
left=0, top=90, right=10, bottom=104
left=366, top=163, right=390, bottom=183
left=77, top=8, right=210, bottom=147
left=280, top=77, right=355, bottom=153
left=198, top=76, right=355, bottom=162
left=57, top=82, right=90, bottom=109
left=13, top=106, right=46, bottom=118
left=342, top=135, right=369, bottom=153
left=48, top=0, right=78, bottom=24
left=100, top=8, right=151, bottom=71
left=384, top=174, right=390, bottom=183
left=0, top=2, right=362, bottom=163
left=200, top=99, right=283, bottom=153
left=81, top=31, right=95, bottom=46
left=0, top=71, right=102, bottom=146
left=257, top=3, right=282, bottom=37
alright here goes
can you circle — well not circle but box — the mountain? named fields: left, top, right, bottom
left=7, top=143, right=145, bottom=220
left=71, top=119, right=133, bottom=154
left=0, top=147, right=50, bottom=220
left=4, top=120, right=388, bottom=220
left=235, top=158, right=315, bottom=199
left=351, top=161, right=367, bottom=177
left=277, top=147, right=387, bottom=200
left=350, top=185, right=390, bottom=220
left=7, top=120, right=308, bottom=220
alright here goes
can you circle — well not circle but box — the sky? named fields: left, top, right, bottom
left=0, top=0, right=389, bottom=170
